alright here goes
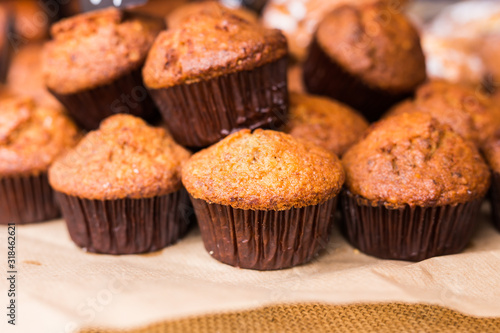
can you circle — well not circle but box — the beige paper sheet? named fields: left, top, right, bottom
left=1, top=206, right=500, bottom=333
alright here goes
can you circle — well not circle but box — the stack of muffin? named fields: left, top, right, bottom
left=1, top=1, right=499, bottom=270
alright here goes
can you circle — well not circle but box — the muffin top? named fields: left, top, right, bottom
left=182, top=129, right=345, bottom=211
left=143, top=3, right=287, bottom=89
left=49, top=114, right=191, bottom=200
left=286, top=93, right=368, bottom=156
left=0, top=97, right=80, bottom=177
left=43, top=8, right=164, bottom=94
left=414, top=80, right=500, bottom=146
left=315, top=2, right=426, bottom=93
left=342, top=112, right=490, bottom=207
left=386, top=96, right=480, bottom=146
left=166, top=1, right=257, bottom=29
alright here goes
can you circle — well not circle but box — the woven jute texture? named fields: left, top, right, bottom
left=81, top=302, right=500, bottom=333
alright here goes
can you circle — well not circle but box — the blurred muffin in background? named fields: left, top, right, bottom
left=7, top=44, right=61, bottom=110
left=285, top=93, right=368, bottom=157
left=167, top=1, right=257, bottom=29
left=262, top=0, right=408, bottom=61
left=303, top=1, right=426, bottom=121
left=386, top=80, right=500, bottom=147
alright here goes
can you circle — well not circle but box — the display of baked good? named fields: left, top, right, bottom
left=341, top=112, right=490, bottom=261
left=0, top=96, right=80, bottom=224
left=182, top=129, right=345, bottom=270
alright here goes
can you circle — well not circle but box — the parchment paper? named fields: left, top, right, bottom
left=1, top=206, right=499, bottom=333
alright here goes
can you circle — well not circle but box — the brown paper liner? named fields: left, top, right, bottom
left=55, top=189, right=193, bottom=255
left=0, top=173, right=60, bottom=225
left=303, top=39, right=411, bottom=122
left=340, top=190, right=483, bottom=261
left=148, top=57, right=289, bottom=148
left=50, top=67, right=159, bottom=130
left=190, top=196, right=337, bottom=270
left=489, top=172, right=500, bottom=231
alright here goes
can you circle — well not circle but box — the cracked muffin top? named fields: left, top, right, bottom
left=342, top=112, right=490, bottom=207
left=0, top=96, right=80, bottom=177
left=43, top=8, right=164, bottom=94
left=182, top=129, right=345, bottom=211
left=143, top=3, right=287, bottom=89
left=49, top=114, right=191, bottom=200
left=315, top=2, right=426, bottom=93
left=285, top=93, right=368, bottom=157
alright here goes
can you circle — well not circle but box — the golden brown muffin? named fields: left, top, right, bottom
left=49, top=114, right=190, bottom=200
left=0, top=96, right=80, bottom=224
left=144, top=6, right=287, bottom=89
left=7, top=44, right=62, bottom=110
left=182, top=129, right=344, bottom=270
left=183, top=129, right=344, bottom=211
left=343, top=112, right=490, bottom=207
left=143, top=3, right=289, bottom=148
left=44, top=8, right=164, bottom=95
left=341, top=112, right=490, bottom=261
left=166, top=1, right=257, bottom=29
left=43, top=8, right=164, bottom=130
left=49, top=114, right=192, bottom=254
left=285, top=93, right=368, bottom=156
left=303, top=2, right=426, bottom=121
left=0, top=97, right=79, bottom=177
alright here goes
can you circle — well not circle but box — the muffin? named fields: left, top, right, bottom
left=182, top=129, right=345, bottom=270
left=43, top=8, right=165, bottom=130
left=285, top=93, right=368, bottom=156
left=0, top=96, right=80, bottom=224
left=143, top=3, right=288, bottom=148
left=166, top=1, right=257, bottom=29
left=288, top=64, right=305, bottom=93
left=483, top=137, right=500, bottom=231
left=7, top=44, right=62, bottom=110
left=303, top=2, right=426, bottom=121
left=341, top=112, right=490, bottom=261
left=49, top=114, right=192, bottom=255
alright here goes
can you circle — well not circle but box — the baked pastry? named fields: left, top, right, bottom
left=49, top=114, right=192, bottom=255
left=285, top=93, right=368, bottom=156
left=0, top=96, right=79, bottom=224
left=182, top=129, right=345, bottom=270
left=143, top=3, right=288, bottom=148
left=43, top=8, right=164, bottom=130
left=303, top=2, right=426, bottom=121
left=341, top=112, right=490, bottom=261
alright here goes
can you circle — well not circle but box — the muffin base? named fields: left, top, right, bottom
left=190, top=196, right=337, bottom=270
left=303, top=40, right=412, bottom=122
left=0, top=173, right=60, bottom=225
left=490, top=172, right=500, bottom=232
left=340, top=191, right=483, bottom=261
left=56, top=190, right=192, bottom=255
left=50, top=67, right=159, bottom=130
left=149, top=57, right=289, bottom=148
